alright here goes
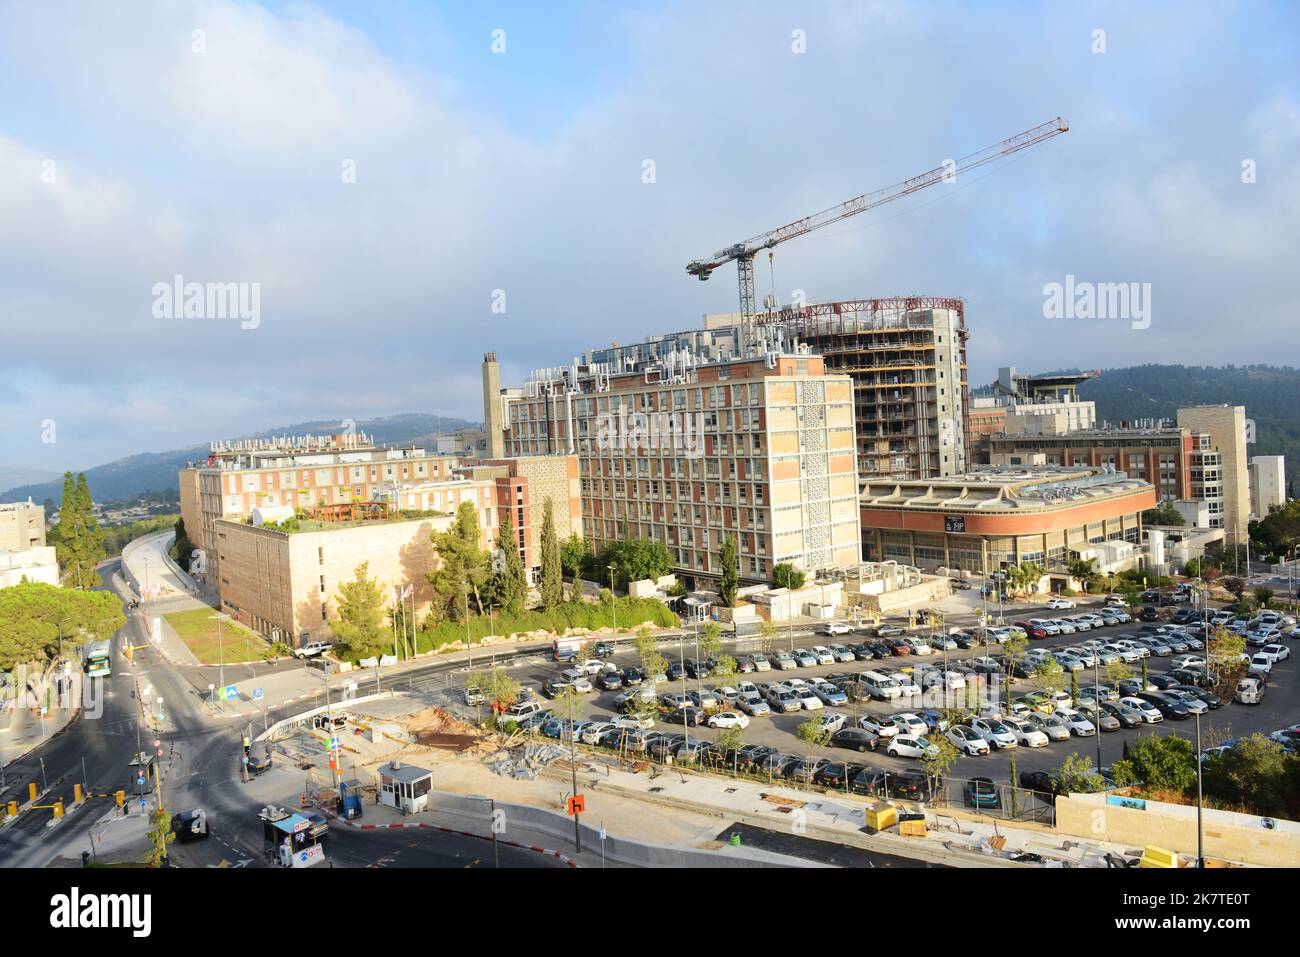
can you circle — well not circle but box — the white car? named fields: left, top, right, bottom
left=1028, top=712, right=1072, bottom=741
left=886, top=735, right=939, bottom=760
left=1046, top=597, right=1075, bottom=610
left=856, top=715, right=900, bottom=738
left=1162, top=690, right=1208, bottom=715
left=892, top=713, right=930, bottom=737
left=613, top=713, right=655, bottom=731
left=893, top=673, right=922, bottom=697
left=1248, top=654, right=1273, bottom=677
left=1050, top=619, right=1077, bottom=635
left=821, top=622, right=852, bottom=636
left=1170, top=654, right=1208, bottom=670
left=707, top=711, right=750, bottom=730
left=829, top=645, right=857, bottom=663
left=1102, top=642, right=1143, bottom=664
left=1053, top=708, right=1095, bottom=737
left=580, top=721, right=616, bottom=744
left=945, top=725, right=991, bottom=756
left=1118, top=696, right=1163, bottom=723
left=750, top=654, right=772, bottom=672
left=1259, top=644, right=1290, bottom=664
left=579, top=659, right=606, bottom=676
left=903, top=636, right=933, bottom=655
left=1003, top=717, right=1050, bottom=748
left=559, top=669, right=594, bottom=692
left=792, top=686, right=824, bottom=710
left=811, top=645, right=836, bottom=664
left=969, top=718, right=1018, bottom=750
left=816, top=712, right=847, bottom=735
left=1029, top=619, right=1062, bottom=636
left=1065, top=616, right=1093, bottom=632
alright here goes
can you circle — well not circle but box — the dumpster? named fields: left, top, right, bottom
left=864, top=801, right=898, bottom=834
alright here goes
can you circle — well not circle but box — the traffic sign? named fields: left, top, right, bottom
left=329, top=737, right=340, bottom=752
left=253, top=687, right=264, bottom=701
left=222, top=685, right=238, bottom=700
left=136, top=776, right=145, bottom=787
left=139, top=798, right=146, bottom=809
left=566, top=795, right=585, bottom=816
left=241, top=755, right=249, bottom=764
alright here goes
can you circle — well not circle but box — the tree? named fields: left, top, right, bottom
left=1182, top=558, right=1201, bottom=579
left=1000, top=632, right=1030, bottom=710
left=1111, top=733, right=1196, bottom=792
left=429, top=501, right=490, bottom=621
left=1142, top=500, right=1186, bottom=527
left=1222, top=577, right=1246, bottom=600
left=1253, top=586, right=1275, bottom=609
left=1203, top=734, right=1295, bottom=817
left=1066, top=557, right=1100, bottom=592
left=718, top=533, right=738, bottom=608
left=1057, top=752, right=1107, bottom=793
left=170, top=516, right=196, bottom=573
left=1006, top=561, right=1045, bottom=598
left=759, top=618, right=778, bottom=655
left=1105, top=659, right=1134, bottom=688
left=539, top=498, right=563, bottom=609
left=796, top=717, right=831, bottom=748
left=560, top=533, right=588, bottom=583
left=772, top=562, right=805, bottom=591
left=0, top=581, right=126, bottom=669
left=716, top=726, right=744, bottom=756
left=922, top=733, right=961, bottom=790
left=1035, top=659, right=1068, bottom=701
left=145, top=807, right=176, bottom=867
left=49, top=472, right=104, bottom=589
left=467, top=668, right=522, bottom=713
left=485, top=511, right=528, bottom=616
left=332, top=562, right=388, bottom=655
left=698, top=620, right=723, bottom=660
left=1070, top=669, right=1080, bottom=703
left=713, top=655, right=738, bottom=683
left=601, top=538, right=673, bottom=584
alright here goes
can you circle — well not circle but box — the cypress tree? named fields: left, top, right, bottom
left=539, top=498, right=562, bottom=609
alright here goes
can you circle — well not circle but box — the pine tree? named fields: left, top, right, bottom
left=50, top=472, right=104, bottom=589
left=332, top=562, right=387, bottom=655
left=718, top=532, right=739, bottom=608
left=539, top=498, right=563, bottom=609
left=429, top=502, right=490, bottom=621
left=487, top=511, right=528, bottom=616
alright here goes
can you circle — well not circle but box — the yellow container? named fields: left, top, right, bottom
left=899, top=819, right=928, bottom=837
left=865, top=803, right=898, bottom=833
left=1139, top=845, right=1179, bottom=868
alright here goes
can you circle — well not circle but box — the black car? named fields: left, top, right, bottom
left=622, top=667, right=645, bottom=686
left=734, top=744, right=777, bottom=773
left=1101, top=702, right=1144, bottom=728
left=1171, top=608, right=1194, bottom=625
left=685, top=659, right=711, bottom=680
left=1148, top=674, right=1182, bottom=691
left=829, top=727, right=879, bottom=753
left=814, top=761, right=867, bottom=789
left=756, top=752, right=800, bottom=777
left=850, top=643, right=877, bottom=661
left=666, top=705, right=707, bottom=727
left=1169, top=668, right=1218, bottom=688
left=596, top=670, right=623, bottom=691
left=1135, top=691, right=1190, bottom=720
left=1170, top=685, right=1221, bottom=709
left=785, top=757, right=830, bottom=785
left=851, top=767, right=931, bottom=800
left=666, top=662, right=685, bottom=681
left=1019, top=770, right=1063, bottom=796
left=170, top=809, right=209, bottom=842
left=246, top=749, right=273, bottom=774
left=1140, top=606, right=1161, bottom=622
left=867, top=641, right=892, bottom=658
left=951, top=631, right=977, bottom=649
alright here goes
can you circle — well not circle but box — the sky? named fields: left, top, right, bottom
left=1, top=0, right=1297, bottom=473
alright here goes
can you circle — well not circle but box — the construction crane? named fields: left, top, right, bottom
left=686, top=116, right=1069, bottom=348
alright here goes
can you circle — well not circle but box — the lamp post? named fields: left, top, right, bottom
left=1093, top=655, right=1102, bottom=772
left=609, top=562, right=618, bottom=633
left=1195, top=709, right=1205, bottom=868
left=211, top=612, right=230, bottom=712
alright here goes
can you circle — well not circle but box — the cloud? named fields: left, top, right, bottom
left=0, top=0, right=1296, bottom=472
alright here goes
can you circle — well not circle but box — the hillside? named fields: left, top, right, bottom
left=1076, top=365, right=1299, bottom=490
left=1, top=413, right=479, bottom=506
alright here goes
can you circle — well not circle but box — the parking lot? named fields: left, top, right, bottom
left=443, top=599, right=1298, bottom=817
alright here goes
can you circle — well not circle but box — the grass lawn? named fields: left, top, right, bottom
left=164, top=608, right=272, bottom=664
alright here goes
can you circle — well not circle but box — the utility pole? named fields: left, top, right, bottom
left=567, top=690, right=581, bottom=853
left=610, top=562, right=618, bottom=633
left=1195, top=710, right=1205, bottom=868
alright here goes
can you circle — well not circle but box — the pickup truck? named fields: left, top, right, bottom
left=294, top=641, right=332, bottom=659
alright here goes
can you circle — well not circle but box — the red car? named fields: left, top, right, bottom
left=1015, top=621, right=1048, bottom=640
left=883, top=638, right=911, bottom=656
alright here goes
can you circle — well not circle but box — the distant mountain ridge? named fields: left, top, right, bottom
left=1, top=413, right=480, bottom=506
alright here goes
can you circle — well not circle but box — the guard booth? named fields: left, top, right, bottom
left=262, top=811, right=326, bottom=868
left=378, top=761, right=432, bottom=815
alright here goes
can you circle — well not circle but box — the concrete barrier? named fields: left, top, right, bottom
left=422, top=790, right=792, bottom=868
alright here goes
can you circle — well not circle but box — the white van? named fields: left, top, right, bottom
left=860, top=670, right=902, bottom=701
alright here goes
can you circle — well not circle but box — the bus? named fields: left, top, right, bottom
left=83, top=640, right=112, bottom=677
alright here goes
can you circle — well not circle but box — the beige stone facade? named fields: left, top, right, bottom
left=0, top=501, right=45, bottom=551
left=214, top=514, right=454, bottom=643
left=1177, top=405, right=1250, bottom=541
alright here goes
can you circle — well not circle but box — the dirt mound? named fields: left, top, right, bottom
left=404, top=706, right=489, bottom=753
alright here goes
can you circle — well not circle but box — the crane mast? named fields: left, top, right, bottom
left=687, top=116, right=1069, bottom=351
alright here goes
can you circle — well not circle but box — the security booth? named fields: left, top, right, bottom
left=261, top=809, right=325, bottom=868
left=378, top=761, right=432, bottom=815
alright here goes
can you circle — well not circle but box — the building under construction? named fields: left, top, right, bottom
left=581, top=296, right=969, bottom=482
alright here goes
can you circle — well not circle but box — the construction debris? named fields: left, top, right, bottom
left=486, top=743, right=569, bottom=780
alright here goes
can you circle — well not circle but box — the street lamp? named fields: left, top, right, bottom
left=210, top=612, right=230, bottom=711
left=1194, top=709, right=1205, bottom=868
left=609, top=562, right=618, bottom=633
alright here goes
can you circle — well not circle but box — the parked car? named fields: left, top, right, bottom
left=885, top=735, right=939, bottom=760
left=1101, top=701, right=1145, bottom=728
left=1134, top=691, right=1191, bottom=720
left=1076, top=700, right=1121, bottom=732
left=964, top=777, right=1002, bottom=809
left=1019, top=770, right=1064, bottom=796
left=945, top=725, right=991, bottom=756
left=1027, top=712, right=1070, bottom=741
left=969, top=717, right=1018, bottom=750
left=1053, top=708, right=1096, bottom=736
left=830, top=727, right=880, bottom=753
left=1002, top=716, right=1050, bottom=748
left=1118, top=695, right=1163, bottom=723
left=1045, top=597, right=1075, bottom=610
left=707, top=710, right=750, bottom=730
left=1235, top=677, right=1265, bottom=704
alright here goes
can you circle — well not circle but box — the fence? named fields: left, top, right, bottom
left=497, top=722, right=1057, bottom=826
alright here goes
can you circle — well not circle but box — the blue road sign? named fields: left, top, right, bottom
left=137, top=776, right=145, bottom=787
left=222, top=685, right=238, bottom=700
left=253, top=687, right=264, bottom=700
left=139, top=798, right=147, bottom=809
left=329, top=737, right=340, bottom=751
left=241, top=755, right=249, bottom=764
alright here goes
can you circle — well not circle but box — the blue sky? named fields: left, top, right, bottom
left=0, top=0, right=1297, bottom=475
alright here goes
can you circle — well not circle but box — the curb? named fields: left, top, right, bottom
left=334, top=816, right=578, bottom=867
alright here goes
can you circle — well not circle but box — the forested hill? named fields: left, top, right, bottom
left=1, top=413, right=478, bottom=506
left=1077, top=365, right=1298, bottom=490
